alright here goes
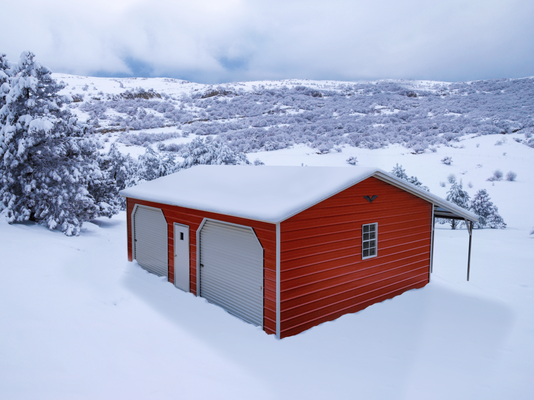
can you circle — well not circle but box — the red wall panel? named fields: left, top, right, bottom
left=126, top=198, right=277, bottom=335
left=279, top=177, right=432, bottom=338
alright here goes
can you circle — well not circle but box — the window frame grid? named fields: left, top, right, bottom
left=362, top=223, right=378, bottom=260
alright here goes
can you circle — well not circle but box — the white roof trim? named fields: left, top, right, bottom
left=373, top=171, right=478, bottom=222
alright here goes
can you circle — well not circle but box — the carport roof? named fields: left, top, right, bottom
left=120, top=165, right=478, bottom=224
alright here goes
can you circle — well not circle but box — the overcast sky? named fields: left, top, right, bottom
left=1, top=0, right=533, bottom=83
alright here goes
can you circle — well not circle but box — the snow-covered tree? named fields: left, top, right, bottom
left=137, top=147, right=176, bottom=182
left=0, top=54, right=12, bottom=112
left=445, top=180, right=470, bottom=229
left=101, top=143, right=138, bottom=190
left=390, top=163, right=429, bottom=191
left=95, top=143, right=138, bottom=210
left=0, top=52, right=116, bottom=235
left=391, top=164, right=408, bottom=180
left=180, top=137, right=249, bottom=169
left=470, top=189, right=506, bottom=229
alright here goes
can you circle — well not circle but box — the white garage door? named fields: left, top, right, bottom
left=133, top=205, right=168, bottom=277
left=200, top=220, right=264, bottom=327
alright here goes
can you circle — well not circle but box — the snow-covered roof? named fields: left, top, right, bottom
left=120, top=165, right=478, bottom=223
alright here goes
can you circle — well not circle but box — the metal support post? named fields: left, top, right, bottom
left=466, top=220, right=473, bottom=281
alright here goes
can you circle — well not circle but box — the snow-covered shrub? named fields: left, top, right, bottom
left=470, top=189, right=506, bottom=229
left=390, top=164, right=429, bottom=191
left=117, top=131, right=181, bottom=146
left=441, top=156, right=453, bottom=165
left=445, top=180, right=470, bottom=229
left=346, top=156, right=358, bottom=166
left=180, top=137, right=249, bottom=169
left=315, top=142, right=333, bottom=154
left=160, top=142, right=185, bottom=152
left=447, top=174, right=456, bottom=184
left=488, top=170, right=503, bottom=181
left=506, top=171, right=517, bottom=181
left=412, top=143, right=426, bottom=154
left=439, top=181, right=446, bottom=187
left=121, top=87, right=162, bottom=100
left=253, top=158, right=265, bottom=166
left=0, top=52, right=117, bottom=235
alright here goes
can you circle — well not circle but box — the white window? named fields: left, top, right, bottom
left=362, top=223, right=377, bottom=259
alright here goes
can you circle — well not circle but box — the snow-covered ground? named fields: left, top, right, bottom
left=1, top=135, right=533, bottom=399
left=55, top=73, right=450, bottom=98
left=55, top=73, right=206, bottom=97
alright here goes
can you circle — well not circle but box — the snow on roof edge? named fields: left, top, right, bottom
left=120, top=166, right=478, bottom=224
left=274, top=169, right=377, bottom=223
left=120, top=166, right=379, bottom=223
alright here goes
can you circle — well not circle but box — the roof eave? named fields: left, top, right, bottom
left=119, top=189, right=281, bottom=224
left=373, top=171, right=479, bottom=222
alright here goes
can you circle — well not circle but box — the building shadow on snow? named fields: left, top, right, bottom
left=121, top=264, right=515, bottom=398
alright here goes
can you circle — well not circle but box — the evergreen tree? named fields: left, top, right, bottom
left=0, top=54, right=11, bottom=112
left=390, top=163, right=429, bottom=191
left=102, top=143, right=138, bottom=189
left=96, top=143, right=138, bottom=210
left=445, top=180, right=470, bottom=229
left=391, top=163, right=409, bottom=180
left=0, top=52, right=117, bottom=235
left=470, top=189, right=506, bottom=229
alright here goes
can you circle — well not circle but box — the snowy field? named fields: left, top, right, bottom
left=1, top=134, right=533, bottom=399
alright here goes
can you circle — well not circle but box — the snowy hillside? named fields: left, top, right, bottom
left=1, top=131, right=533, bottom=399
left=54, top=73, right=534, bottom=157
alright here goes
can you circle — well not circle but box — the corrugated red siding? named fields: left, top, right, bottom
left=126, top=198, right=277, bottom=335
left=279, top=177, right=432, bottom=338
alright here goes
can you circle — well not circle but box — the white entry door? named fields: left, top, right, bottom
left=174, top=223, right=190, bottom=292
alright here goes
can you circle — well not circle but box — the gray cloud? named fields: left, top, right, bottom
left=1, top=0, right=533, bottom=83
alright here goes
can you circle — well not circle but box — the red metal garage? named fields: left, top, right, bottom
left=121, top=166, right=477, bottom=339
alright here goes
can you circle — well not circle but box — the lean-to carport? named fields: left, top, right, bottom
left=372, top=172, right=478, bottom=281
